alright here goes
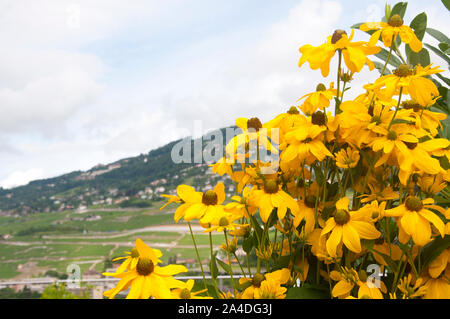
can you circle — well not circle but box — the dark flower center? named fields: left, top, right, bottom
left=334, top=209, right=350, bottom=225
left=247, top=117, right=263, bottom=131
left=312, top=111, right=326, bottom=126
left=130, top=248, right=140, bottom=258
left=331, top=30, right=347, bottom=44
left=388, top=14, right=404, bottom=27
left=252, top=273, right=266, bottom=288
left=136, top=258, right=154, bottom=276
left=316, top=83, right=327, bottom=92
left=263, top=179, right=279, bottom=194
left=180, top=288, right=191, bottom=299
left=405, top=196, right=423, bottom=212
left=202, top=190, right=218, bottom=205
left=394, top=64, right=413, bottom=77
left=387, top=130, right=397, bottom=141
left=287, top=106, right=300, bottom=114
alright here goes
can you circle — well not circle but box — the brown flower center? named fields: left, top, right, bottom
left=202, top=190, right=218, bottom=205
left=219, top=216, right=229, bottom=227
left=311, top=111, right=326, bottom=126
left=388, top=14, right=404, bottom=27
left=130, top=248, right=140, bottom=258
left=405, top=196, right=423, bottom=212
left=334, top=209, right=350, bottom=225
left=247, top=117, right=263, bottom=131
left=252, top=273, right=266, bottom=288
left=331, top=30, right=347, bottom=44
left=287, top=106, right=300, bottom=114
left=136, top=257, right=154, bottom=276
left=263, top=179, right=279, bottom=194
left=316, top=83, right=327, bottom=92
left=180, top=288, right=191, bottom=299
left=387, top=130, right=397, bottom=141
left=394, top=64, right=413, bottom=77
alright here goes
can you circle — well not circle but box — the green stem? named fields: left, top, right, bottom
left=387, top=87, right=403, bottom=130
left=209, top=232, right=221, bottom=295
left=188, top=221, right=208, bottom=292
left=224, top=230, right=238, bottom=296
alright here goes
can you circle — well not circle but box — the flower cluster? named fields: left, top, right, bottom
left=104, top=3, right=449, bottom=299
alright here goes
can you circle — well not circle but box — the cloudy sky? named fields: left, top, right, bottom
left=0, top=0, right=448, bottom=188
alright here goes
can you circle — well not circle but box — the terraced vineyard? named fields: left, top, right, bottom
left=0, top=201, right=225, bottom=280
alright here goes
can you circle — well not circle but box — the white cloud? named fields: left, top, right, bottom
left=0, top=168, right=44, bottom=189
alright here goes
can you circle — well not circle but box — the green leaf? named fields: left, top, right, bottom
left=210, top=251, right=219, bottom=279
left=405, top=46, right=430, bottom=67
left=242, top=234, right=254, bottom=254
left=435, top=73, right=450, bottom=87
left=410, top=12, right=427, bottom=41
left=418, top=235, right=450, bottom=271
left=369, top=247, right=398, bottom=272
left=286, top=285, right=330, bottom=299
left=424, top=43, right=450, bottom=65
left=216, top=257, right=232, bottom=275
left=313, top=164, right=325, bottom=185
left=438, top=42, right=449, bottom=53
left=426, top=28, right=450, bottom=45
left=442, top=0, right=450, bottom=11
left=373, top=61, right=391, bottom=75
left=375, top=48, right=402, bottom=68
left=390, top=2, right=408, bottom=18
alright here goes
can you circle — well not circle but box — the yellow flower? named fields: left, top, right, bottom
left=385, top=196, right=446, bottom=246
left=174, top=183, right=226, bottom=224
left=202, top=213, right=249, bottom=234
left=360, top=14, right=422, bottom=52
left=239, top=268, right=290, bottom=299
left=103, top=239, right=187, bottom=299
left=224, top=186, right=256, bottom=219
left=171, top=279, right=212, bottom=299
left=335, top=147, right=360, bottom=169
left=280, top=122, right=333, bottom=166
left=160, top=194, right=182, bottom=210
left=248, top=178, right=299, bottom=223
left=330, top=267, right=384, bottom=299
left=320, top=197, right=381, bottom=257
left=111, top=247, right=146, bottom=274
left=254, top=279, right=287, bottom=299
left=298, top=83, right=336, bottom=115
left=299, top=29, right=380, bottom=77
left=397, top=274, right=427, bottom=299
left=225, top=117, right=278, bottom=161
left=422, top=266, right=450, bottom=299
left=369, top=64, right=443, bottom=106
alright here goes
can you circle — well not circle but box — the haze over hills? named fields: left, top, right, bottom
left=0, top=126, right=239, bottom=216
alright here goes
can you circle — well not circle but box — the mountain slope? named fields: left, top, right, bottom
left=0, top=127, right=237, bottom=215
